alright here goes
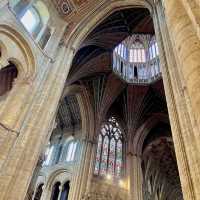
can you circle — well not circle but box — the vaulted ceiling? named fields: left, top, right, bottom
left=57, top=6, right=182, bottom=196
left=66, top=8, right=166, bottom=135
left=56, top=95, right=82, bottom=131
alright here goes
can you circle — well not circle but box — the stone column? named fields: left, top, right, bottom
left=0, top=44, right=72, bottom=200
left=0, top=79, right=32, bottom=170
left=126, top=152, right=134, bottom=200
left=126, top=151, right=143, bottom=200
left=58, top=184, right=63, bottom=200
left=163, top=0, right=200, bottom=133
left=68, top=138, right=96, bottom=200
left=153, top=1, right=200, bottom=199
left=179, top=0, right=200, bottom=41
left=132, top=155, right=143, bottom=200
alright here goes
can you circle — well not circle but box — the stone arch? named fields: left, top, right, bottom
left=60, top=1, right=156, bottom=90
left=61, top=84, right=95, bottom=140
left=46, top=169, right=72, bottom=190
left=66, top=0, right=154, bottom=53
left=0, top=24, right=36, bottom=81
left=133, top=113, right=169, bottom=156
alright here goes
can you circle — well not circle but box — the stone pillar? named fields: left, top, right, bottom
left=132, top=155, right=143, bottom=200
left=126, top=152, right=134, bottom=200
left=179, top=0, right=200, bottom=41
left=153, top=1, right=200, bottom=199
left=58, top=184, right=63, bottom=200
left=0, top=44, right=73, bottom=200
left=68, top=138, right=96, bottom=200
left=0, top=79, right=32, bottom=170
left=126, top=152, right=143, bottom=200
left=163, top=0, right=200, bottom=133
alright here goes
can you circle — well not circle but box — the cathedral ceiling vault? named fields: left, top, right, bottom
left=63, top=8, right=168, bottom=140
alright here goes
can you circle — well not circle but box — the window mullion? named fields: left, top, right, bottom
left=98, top=135, right=104, bottom=175
left=106, top=133, right=111, bottom=173
left=114, top=139, right=118, bottom=176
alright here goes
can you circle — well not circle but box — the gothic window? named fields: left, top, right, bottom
left=66, top=141, right=77, bottom=162
left=115, top=44, right=126, bottom=59
left=129, top=41, right=146, bottom=63
left=149, top=41, right=159, bottom=60
left=94, top=117, right=124, bottom=177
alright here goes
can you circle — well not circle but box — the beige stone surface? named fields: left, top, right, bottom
left=0, top=0, right=200, bottom=199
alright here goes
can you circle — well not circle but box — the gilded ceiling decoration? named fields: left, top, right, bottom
left=53, top=0, right=88, bottom=15
left=53, top=0, right=74, bottom=15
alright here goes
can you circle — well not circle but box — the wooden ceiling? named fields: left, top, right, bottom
left=66, top=8, right=165, bottom=133
left=58, top=7, right=182, bottom=194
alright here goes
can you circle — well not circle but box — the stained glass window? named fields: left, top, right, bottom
left=94, top=117, right=124, bottom=177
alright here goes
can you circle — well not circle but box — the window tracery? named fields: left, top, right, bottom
left=94, top=117, right=124, bottom=178
left=113, top=34, right=160, bottom=84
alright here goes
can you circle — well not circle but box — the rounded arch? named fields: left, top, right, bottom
left=46, top=169, right=72, bottom=190
left=33, top=1, right=50, bottom=26
left=0, top=24, right=36, bottom=80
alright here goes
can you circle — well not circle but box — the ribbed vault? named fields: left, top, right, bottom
left=62, top=6, right=183, bottom=199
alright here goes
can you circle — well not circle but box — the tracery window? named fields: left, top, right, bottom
left=113, top=34, right=161, bottom=84
left=129, top=41, right=146, bottom=63
left=149, top=41, right=159, bottom=60
left=94, top=117, right=124, bottom=177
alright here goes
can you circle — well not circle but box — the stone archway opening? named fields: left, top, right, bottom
left=0, top=61, right=18, bottom=97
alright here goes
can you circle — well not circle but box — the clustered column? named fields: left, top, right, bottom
left=126, top=149, right=143, bottom=200
left=153, top=0, right=200, bottom=199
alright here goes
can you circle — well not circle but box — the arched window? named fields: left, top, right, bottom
left=20, top=7, right=40, bottom=34
left=149, top=39, right=159, bottom=60
left=34, top=183, right=44, bottom=200
left=0, top=62, right=18, bottom=97
left=50, top=182, right=61, bottom=200
left=129, top=41, right=146, bottom=63
left=114, top=44, right=126, bottom=59
left=94, top=117, right=124, bottom=177
left=43, top=145, right=54, bottom=166
left=60, top=181, right=70, bottom=200
left=66, top=141, right=77, bottom=162
left=10, top=0, right=51, bottom=49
